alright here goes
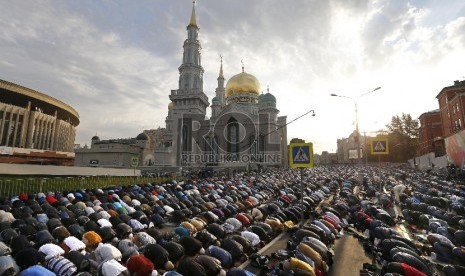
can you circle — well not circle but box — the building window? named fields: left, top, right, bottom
left=184, top=74, right=190, bottom=90
left=187, top=49, right=192, bottom=64
left=227, top=119, right=239, bottom=155
left=259, top=135, right=265, bottom=153
left=249, top=135, right=256, bottom=155
left=204, top=136, right=213, bottom=154
left=213, top=136, right=219, bottom=154
left=258, top=135, right=265, bottom=162
left=182, top=125, right=189, bottom=152
left=203, top=136, right=219, bottom=155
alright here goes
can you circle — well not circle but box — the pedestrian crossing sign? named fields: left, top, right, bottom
left=289, top=142, right=314, bottom=168
left=130, top=157, right=139, bottom=168
left=370, top=138, right=389, bottom=155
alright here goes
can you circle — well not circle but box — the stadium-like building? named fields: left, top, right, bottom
left=0, top=79, right=79, bottom=165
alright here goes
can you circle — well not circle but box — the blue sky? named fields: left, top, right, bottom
left=1, top=0, right=465, bottom=153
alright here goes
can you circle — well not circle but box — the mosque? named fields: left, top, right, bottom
left=154, top=2, right=288, bottom=169
left=77, top=2, right=288, bottom=170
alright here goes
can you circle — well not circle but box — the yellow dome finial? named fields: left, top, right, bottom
left=241, top=59, right=244, bottom=73
left=188, top=0, right=198, bottom=28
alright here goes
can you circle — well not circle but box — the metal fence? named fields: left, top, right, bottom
left=0, top=176, right=171, bottom=197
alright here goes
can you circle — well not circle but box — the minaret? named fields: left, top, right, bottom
left=211, top=56, right=225, bottom=118
left=169, top=0, right=209, bottom=115
left=216, top=55, right=226, bottom=106
left=168, top=1, right=209, bottom=166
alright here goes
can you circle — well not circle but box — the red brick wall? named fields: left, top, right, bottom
left=419, top=111, right=443, bottom=155
left=437, top=84, right=465, bottom=137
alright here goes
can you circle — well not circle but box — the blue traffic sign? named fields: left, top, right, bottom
left=289, top=142, right=314, bottom=168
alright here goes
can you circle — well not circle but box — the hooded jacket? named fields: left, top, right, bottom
left=95, top=243, right=122, bottom=264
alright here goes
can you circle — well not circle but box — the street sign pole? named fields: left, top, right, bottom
left=300, top=167, right=304, bottom=226
left=131, top=157, right=139, bottom=180
left=289, top=142, right=314, bottom=227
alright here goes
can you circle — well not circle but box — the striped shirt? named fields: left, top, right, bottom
left=47, top=256, right=78, bottom=276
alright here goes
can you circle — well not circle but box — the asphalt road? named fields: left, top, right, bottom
left=161, top=194, right=374, bottom=275
left=239, top=192, right=376, bottom=275
left=240, top=230, right=290, bottom=274
left=240, top=227, right=373, bottom=275
left=328, top=233, right=373, bottom=276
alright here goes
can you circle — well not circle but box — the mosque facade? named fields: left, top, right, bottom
left=156, top=2, right=288, bottom=169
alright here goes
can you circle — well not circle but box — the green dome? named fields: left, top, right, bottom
left=212, top=96, right=220, bottom=104
left=259, top=92, right=276, bottom=104
left=136, top=132, right=149, bottom=140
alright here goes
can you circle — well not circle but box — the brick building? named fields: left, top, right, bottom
left=418, top=110, right=445, bottom=156
left=436, top=80, right=465, bottom=137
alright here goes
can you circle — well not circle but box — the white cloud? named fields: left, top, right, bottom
left=1, top=0, right=464, bottom=154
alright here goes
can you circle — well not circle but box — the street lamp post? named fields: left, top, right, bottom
left=331, top=87, right=381, bottom=165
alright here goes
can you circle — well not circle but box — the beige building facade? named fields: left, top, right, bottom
left=0, top=79, right=79, bottom=165
left=74, top=128, right=165, bottom=168
left=336, top=131, right=367, bottom=164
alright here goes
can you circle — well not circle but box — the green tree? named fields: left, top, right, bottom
left=385, top=113, right=420, bottom=162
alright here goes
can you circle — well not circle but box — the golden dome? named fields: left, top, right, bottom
left=225, top=71, right=261, bottom=98
left=168, top=102, right=174, bottom=110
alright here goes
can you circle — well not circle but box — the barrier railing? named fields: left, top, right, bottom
left=0, top=176, right=171, bottom=197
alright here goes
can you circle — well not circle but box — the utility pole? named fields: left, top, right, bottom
left=331, top=87, right=381, bottom=165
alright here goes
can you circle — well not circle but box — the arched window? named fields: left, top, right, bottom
left=184, top=74, right=190, bottom=90
left=193, top=52, right=198, bottom=65
left=182, top=125, right=189, bottom=152
left=193, top=76, right=198, bottom=89
left=204, top=136, right=213, bottom=154
left=249, top=135, right=256, bottom=155
left=259, top=135, right=265, bottom=153
left=227, top=119, right=239, bottom=155
left=258, top=135, right=265, bottom=162
left=213, top=136, right=219, bottom=154
left=187, top=49, right=192, bottom=64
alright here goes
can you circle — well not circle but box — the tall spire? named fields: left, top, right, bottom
left=215, top=55, right=226, bottom=106
left=188, top=1, right=198, bottom=28
left=219, top=55, right=224, bottom=79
